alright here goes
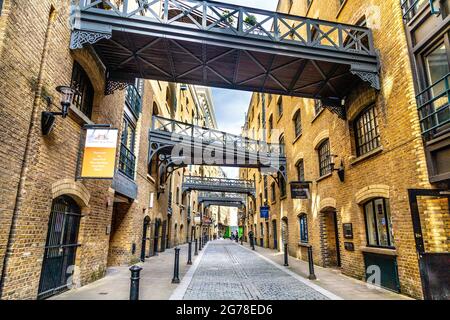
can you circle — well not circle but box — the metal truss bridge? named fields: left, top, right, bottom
left=198, top=192, right=246, bottom=208
left=70, top=0, right=380, bottom=117
left=149, top=116, right=286, bottom=189
left=182, top=176, right=256, bottom=198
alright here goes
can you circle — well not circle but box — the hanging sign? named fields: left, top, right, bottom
left=81, top=128, right=118, bottom=179
left=290, top=182, right=311, bottom=200
left=260, top=206, right=270, bottom=219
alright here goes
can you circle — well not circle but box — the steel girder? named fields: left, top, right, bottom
left=70, top=0, right=380, bottom=115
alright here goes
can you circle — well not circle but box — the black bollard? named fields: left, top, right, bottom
left=172, top=247, right=181, bottom=284
left=307, top=245, right=317, bottom=280
left=199, top=236, right=202, bottom=251
left=187, top=241, right=193, bottom=265
left=251, top=237, right=255, bottom=250
left=284, top=243, right=289, bottom=267
left=194, top=238, right=198, bottom=256
left=129, top=265, right=142, bottom=300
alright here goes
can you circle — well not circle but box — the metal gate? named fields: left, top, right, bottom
left=409, top=189, right=450, bottom=300
left=38, top=196, right=82, bottom=299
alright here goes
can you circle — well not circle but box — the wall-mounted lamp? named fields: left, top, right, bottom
left=41, top=86, right=78, bottom=135
left=330, top=154, right=345, bottom=183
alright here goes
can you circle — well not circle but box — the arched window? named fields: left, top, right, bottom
left=277, top=97, right=283, bottom=118
left=299, top=214, right=308, bottom=244
left=363, top=198, right=394, bottom=248
left=271, top=182, right=276, bottom=203
left=279, top=134, right=285, bottom=155
left=293, top=110, right=302, bottom=138
left=176, top=187, right=180, bottom=205
left=71, top=61, right=94, bottom=118
left=296, top=159, right=305, bottom=181
left=318, top=139, right=331, bottom=177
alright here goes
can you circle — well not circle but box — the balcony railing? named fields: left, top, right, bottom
left=74, top=0, right=376, bottom=56
left=119, top=143, right=136, bottom=180
left=151, top=116, right=285, bottom=157
left=125, top=85, right=142, bottom=117
left=401, top=0, right=439, bottom=22
left=417, top=73, right=450, bottom=141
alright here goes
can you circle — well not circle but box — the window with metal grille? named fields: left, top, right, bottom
left=299, top=214, right=308, bottom=243
left=314, top=99, right=322, bottom=116
left=364, top=198, right=395, bottom=248
left=296, top=159, right=305, bottom=181
left=71, top=62, right=94, bottom=118
left=354, top=105, right=381, bottom=156
left=318, top=139, right=331, bottom=177
left=293, top=110, right=302, bottom=137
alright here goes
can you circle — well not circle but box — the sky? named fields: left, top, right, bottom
left=211, top=0, right=278, bottom=179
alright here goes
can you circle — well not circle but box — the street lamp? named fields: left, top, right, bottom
left=330, top=154, right=345, bottom=182
left=41, top=86, right=78, bottom=135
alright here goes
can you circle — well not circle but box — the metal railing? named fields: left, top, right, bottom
left=198, top=192, right=246, bottom=201
left=74, top=0, right=376, bottom=56
left=184, top=176, right=255, bottom=189
left=401, top=0, right=439, bottom=22
left=417, top=73, right=450, bottom=141
left=119, top=143, right=137, bottom=179
left=125, top=85, right=142, bottom=117
left=151, top=115, right=285, bottom=156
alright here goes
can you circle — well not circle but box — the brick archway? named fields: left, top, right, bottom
left=355, top=185, right=390, bottom=205
left=313, top=130, right=330, bottom=149
left=51, top=179, right=90, bottom=208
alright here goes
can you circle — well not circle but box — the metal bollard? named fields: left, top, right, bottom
left=284, top=243, right=289, bottom=267
left=187, top=241, right=193, bottom=265
left=199, top=236, right=202, bottom=251
left=172, top=247, right=181, bottom=284
left=307, top=246, right=317, bottom=280
left=129, top=265, right=142, bottom=300
left=251, top=237, right=255, bottom=251
left=194, top=239, right=198, bottom=256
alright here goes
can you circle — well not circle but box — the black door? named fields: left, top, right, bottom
left=409, top=189, right=450, bottom=300
left=141, top=217, right=150, bottom=262
left=153, top=219, right=160, bottom=255
left=38, top=196, right=82, bottom=299
left=272, top=220, right=278, bottom=250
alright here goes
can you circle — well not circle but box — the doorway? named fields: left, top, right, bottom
left=38, top=196, right=82, bottom=299
left=272, top=220, right=278, bottom=250
left=141, top=216, right=150, bottom=262
left=409, top=189, right=450, bottom=300
left=321, top=210, right=341, bottom=268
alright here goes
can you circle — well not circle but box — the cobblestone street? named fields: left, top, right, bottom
left=176, top=240, right=339, bottom=300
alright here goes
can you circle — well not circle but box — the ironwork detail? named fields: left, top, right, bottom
left=350, top=70, right=381, bottom=91
left=71, top=0, right=380, bottom=100
left=70, top=30, right=111, bottom=50
left=105, top=80, right=129, bottom=96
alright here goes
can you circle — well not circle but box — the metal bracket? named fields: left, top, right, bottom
left=321, top=98, right=347, bottom=120
left=105, top=80, right=129, bottom=96
left=350, top=69, right=380, bottom=91
left=70, top=30, right=112, bottom=50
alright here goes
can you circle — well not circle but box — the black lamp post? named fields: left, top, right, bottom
left=41, top=86, right=77, bottom=135
left=330, top=154, right=345, bottom=182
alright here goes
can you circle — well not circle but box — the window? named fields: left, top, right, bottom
left=264, top=176, right=268, bottom=204
left=271, top=182, right=276, bottom=203
left=318, top=139, right=331, bottom=177
left=268, top=115, right=273, bottom=133
left=176, top=187, right=180, bottom=205
left=279, top=135, right=285, bottom=155
left=299, top=214, right=308, bottom=243
left=280, top=176, right=287, bottom=198
left=364, top=198, right=395, bottom=248
left=71, top=62, right=94, bottom=118
left=120, top=116, right=137, bottom=179
left=277, top=97, right=283, bottom=118
left=354, top=105, right=381, bottom=156
left=314, top=99, right=323, bottom=116
left=0, top=0, right=4, bottom=15
left=296, top=159, right=305, bottom=181
left=293, top=110, right=302, bottom=138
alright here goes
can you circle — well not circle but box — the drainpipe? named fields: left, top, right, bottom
left=0, top=7, right=56, bottom=298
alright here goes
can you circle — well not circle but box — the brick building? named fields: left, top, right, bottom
left=0, top=0, right=225, bottom=300
left=240, top=0, right=449, bottom=300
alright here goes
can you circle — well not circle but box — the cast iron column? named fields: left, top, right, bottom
left=284, top=243, right=289, bottom=267
left=187, top=241, right=193, bottom=265
left=172, top=247, right=180, bottom=284
left=307, top=245, right=317, bottom=280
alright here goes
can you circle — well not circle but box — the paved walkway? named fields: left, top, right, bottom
left=173, top=240, right=338, bottom=300
left=54, top=240, right=412, bottom=300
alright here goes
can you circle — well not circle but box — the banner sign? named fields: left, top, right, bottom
left=290, top=182, right=311, bottom=200
left=81, top=128, right=118, bottom=179
left=260, top=206, right=270, bottom=219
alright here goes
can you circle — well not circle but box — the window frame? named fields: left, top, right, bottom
left=363, top=198, right=395, bottom=249
left=299, top=214, right=308, bottom=244
left=353, top=104, right=381, bottom=157
left=293, top=110, right=302, bottom=138
left=296, top=159, right=305, bottom=181
left=318, top=139, right=331, bottom=177
left=71, top=61, right=94, bottom=119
